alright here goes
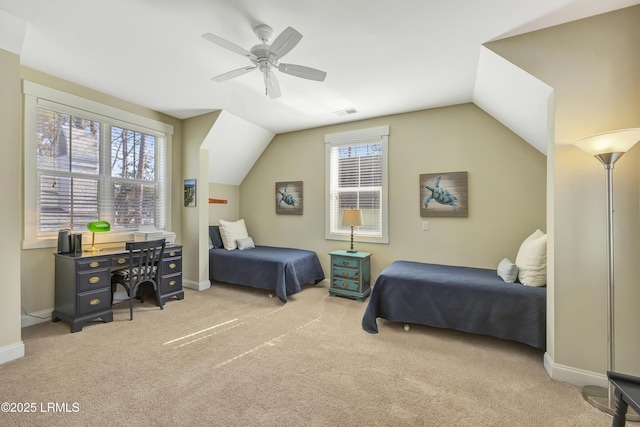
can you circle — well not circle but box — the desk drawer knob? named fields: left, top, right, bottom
left=169, top=263, right=176, bottom=269
left=89, top=298, right=100, bottom=306
left=89, top=261, right=99, bottom=268
left=89, top=276, right=100, bottom=284
left=169, top=251, right=176, bottom=257
left=117, top=258, right=126, bottom=265
left=342, top=283, right=349, bottom=288
left=342, top=261, right=348, bottom=266
left=342, top=272, right=348, bottom=277
left=169, top=280, right=176, bottom=286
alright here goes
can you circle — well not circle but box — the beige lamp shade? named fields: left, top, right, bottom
left=342, top=209, right=363, bottom=227
left=574, top=128, right=640, bottom=155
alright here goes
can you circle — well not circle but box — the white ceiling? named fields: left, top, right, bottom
left=1, top=0, right=638, bottom=182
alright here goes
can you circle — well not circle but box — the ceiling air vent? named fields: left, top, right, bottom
left=334, top=108, right=358, bottom=116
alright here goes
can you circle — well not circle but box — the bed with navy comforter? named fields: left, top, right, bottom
left=209, top=246, right=325, bottom=303
left=361, top=261, right=546, bottom=349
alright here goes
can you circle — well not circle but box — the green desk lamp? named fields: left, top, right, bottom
left=86, top=221, right=110, bottom=253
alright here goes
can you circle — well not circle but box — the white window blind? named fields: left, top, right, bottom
left=325, top=126, right=389, bottom=244
left=24, top=81, right=172, bottom=248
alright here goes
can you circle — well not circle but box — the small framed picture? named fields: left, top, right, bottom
left=184, top=179, right=196, bottom=207
left=276, top=181, right=303, bottom=215
left=420, top=172, right=468, bottom=217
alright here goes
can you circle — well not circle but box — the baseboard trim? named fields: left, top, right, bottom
left=21, top=309, right=53, bottom=328
left=0, top=341, right=25, bottom=365
left=543, top=352, right=607, bottom=388
left=183, top=279, right=211, bottom=291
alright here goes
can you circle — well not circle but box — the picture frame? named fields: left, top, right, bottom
left=184, top=179, right=196, bottom=207
left=275, top=181, right=303, bottom=215
left=420, top=171, right=468, bottom=217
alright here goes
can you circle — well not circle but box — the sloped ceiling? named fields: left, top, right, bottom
left=1, top=0, right=639, bottom=184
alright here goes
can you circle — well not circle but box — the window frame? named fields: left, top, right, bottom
left=23, top=81, right=173, bottom=249
left=324, top=125, right=389, bottom=244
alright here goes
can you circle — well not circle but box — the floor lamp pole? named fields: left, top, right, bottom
left=581, top=153, right=639, bottom=420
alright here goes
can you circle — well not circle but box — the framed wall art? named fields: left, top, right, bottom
left=275, top=181, right=303, bottom=215
left=184, top=179, right=196, bottom=207
left=420, top=172, right=468, bottom=217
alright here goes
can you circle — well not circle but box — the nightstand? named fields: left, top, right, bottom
left=329, top=250, right=371, bottom=302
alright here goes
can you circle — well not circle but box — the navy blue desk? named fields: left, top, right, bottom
left=608, top=371, right=640, bottom=426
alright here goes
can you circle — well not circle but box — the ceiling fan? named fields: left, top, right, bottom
left=202, top=24, right=327, bottom=99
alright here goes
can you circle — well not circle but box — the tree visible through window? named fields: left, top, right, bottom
left=35, top=107, right=164, bottom=235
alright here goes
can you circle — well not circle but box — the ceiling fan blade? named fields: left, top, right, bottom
left=264, top=70, right=281, bottom=99
left=269, top=26, right=302, bottom=59
left=278, top=63, right=327, bottom=81
left=212, top=66, right=257, bottom=82
left=202, top=33, right=257, bottom=60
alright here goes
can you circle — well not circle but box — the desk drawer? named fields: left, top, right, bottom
left=332, top=256, right=359, bottom=269
left=77, top=269, right=110, bottom=293
left=165, top=247, right=182, bottom=258
left=160, top=273, right=182, bottom=294
left=77, top=288, right=111, bottom=316
left=111, top=254, right=142, bottom=267
left=77, top=257, right=110, bottom=271
left=162, top=257, right=182, bottom=274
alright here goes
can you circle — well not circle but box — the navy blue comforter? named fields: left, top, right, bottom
left=209, top=246, right=325, bottom=302
left=362, top=261, right=546, bottom=349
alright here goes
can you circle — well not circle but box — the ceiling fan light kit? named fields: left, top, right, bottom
left=202, top=24, right=327, bottom=99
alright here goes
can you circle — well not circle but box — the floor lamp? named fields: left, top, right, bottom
left=573, top=128, right=640, bottom=419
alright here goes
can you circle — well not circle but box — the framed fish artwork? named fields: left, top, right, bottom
left=276, top=181, right=303, bottom=215
left=419, top=172, right=468, bottom=217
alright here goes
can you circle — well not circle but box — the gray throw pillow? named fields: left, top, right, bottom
left=236, top=237, right=255, bottom=250
left=497, top=257, right=518, bottom=283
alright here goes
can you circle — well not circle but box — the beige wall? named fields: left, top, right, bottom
left=0, top=48, right=24, bottom=359
left=17, top=68, right=184, bottom=320
left=208, top=183, right=240, bottom=224
left=239, top=103, right=546, bottom=282
left=181, top=112, right=221, bottom=290
left=487, top=5, right=640, bottom=379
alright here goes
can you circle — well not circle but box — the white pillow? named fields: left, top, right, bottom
left=515, top=229, right=547, bottom=287
left=497, top=258, right=518, bottom=283
left=219, top=219, right=249, bottom=250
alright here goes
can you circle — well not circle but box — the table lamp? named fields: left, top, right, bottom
left=342, top=209, right=363, bottom=253
left=86, top=221, right=110, bottom=253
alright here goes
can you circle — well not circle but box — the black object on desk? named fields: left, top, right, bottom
left=607, top=371, right=640, bottom=426
left=52, top=244, right=183, bottom=332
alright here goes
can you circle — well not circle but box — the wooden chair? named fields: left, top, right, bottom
left=111, top=239, right=166, bottom=320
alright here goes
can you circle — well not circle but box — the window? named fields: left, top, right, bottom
left=23, top=81, right=173, bottom=248
left=325, top=125, right=389, bottom=244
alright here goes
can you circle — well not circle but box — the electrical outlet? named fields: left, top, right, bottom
left=422, top=221, right=429, bottom=231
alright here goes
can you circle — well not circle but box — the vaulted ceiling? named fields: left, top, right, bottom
left=1, top=0, right=638, bottom=183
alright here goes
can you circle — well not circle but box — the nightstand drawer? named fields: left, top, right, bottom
left=77, top=288, right=111, bottom=316
left=332, top=256, right=359, bottom=269
left=332, top=277, right=360, bottom=291
left=77, top=269, right=110, bottom=292
left=333, top=267, right=359, bottom=279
